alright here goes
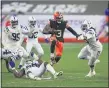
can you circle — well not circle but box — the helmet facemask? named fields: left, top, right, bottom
left=81, top=24, right=88, bottom=31
left=81, top=20, right=91, bottom=31
left=28, top=16, right=36, bottom=27
left=29, top=20, right=36, bottom=27
left=54, top=12, right=63, bottom=23
left=10, top=16, right=18, bottom=28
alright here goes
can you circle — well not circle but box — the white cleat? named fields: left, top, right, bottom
left=34, top=77, right=42, bottom=80
left=85, top=71, right=96, bottom=77
left=94, top=59, right=100, bottom=64
left=54, top=71, right=63, bottom=79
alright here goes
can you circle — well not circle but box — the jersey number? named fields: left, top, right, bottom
left=12, top=33, right=20, bottom=41
left=56, top=30, right=62, bottom=37
left=29, top=32, right=38, bottom=38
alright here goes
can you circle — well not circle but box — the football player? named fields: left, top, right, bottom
left=10, top=59, right=63, bottom=80
left=77, top=20, right=103, bottom=77
left=2, top=16, right=38, bottom=71
left=18, top=16, right=44, bottom=69
left=43, top=11, right=80, bottom=66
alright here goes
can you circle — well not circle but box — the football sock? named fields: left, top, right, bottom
left=90, top=65, right=94, bottom=72
left=50, top=40, right=56, bottom=53
left=19, top=58, right=25, bottom=66
left=50, top=53, right=55, bottom=58
left=46, top=64, right=56, bottom=75
left=55, top=56, right=61, bottom=63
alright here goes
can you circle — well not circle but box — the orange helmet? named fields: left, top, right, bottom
left=53, top=11, right=63, bottom=22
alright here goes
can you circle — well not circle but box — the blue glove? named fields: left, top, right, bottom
left=45, top=38, right=49, bottom=43
left=9, top=59, right=15, bottom=68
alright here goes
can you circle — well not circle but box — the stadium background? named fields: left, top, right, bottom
left=1, top=0, right=109, bottom=87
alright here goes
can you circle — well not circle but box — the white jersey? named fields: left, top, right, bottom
left=82, top=28, right=102, bottom=51
left=21, top=25, right=41, bottom=43
left=23, top=61, right=45, bottom=77
left=2, top=26, right=23, bottom=47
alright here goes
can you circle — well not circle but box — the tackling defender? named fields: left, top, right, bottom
left=18, top=16, right=44, bottom=69
left=43, top=11, right=80, bottom=65
left=2, top=16, right=38, bottom=71
left=78, top=20, right=103, bottom=77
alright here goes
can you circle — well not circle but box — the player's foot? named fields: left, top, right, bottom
left=18, top=65, right=22, bottom=69
left=94, top=59, right=100, bottom=64
left=85, top=70, right=96, bottom=77
left=34, top=76, right=42, bottom=80
left=53, top=71, right=63, bottom=79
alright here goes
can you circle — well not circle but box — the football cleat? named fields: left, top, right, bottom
left=53, top=71, right=63, bottom=79
left=94, top=59, right=100, bottom=64
left=34, top=76, right=41, bottom=80
left=85, top=70, right=96, bottom=77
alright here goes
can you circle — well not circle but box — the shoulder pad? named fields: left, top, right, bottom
left=49, top=19, right=55, bottom=22
left=90, top=27, right=96, bottom=31
left=87, top=29, right=95, bottom=34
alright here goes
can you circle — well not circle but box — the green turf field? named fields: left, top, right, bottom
left=1, top=43, right=108, bottom=87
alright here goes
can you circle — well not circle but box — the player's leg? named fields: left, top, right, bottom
left=34, top=42, right=44, bottom=60
left=18, top=45, right=30, bottom=69
left=26, top=42, right=39, bottom=61
left=38, top=62, right=63, bottom=79
left=86, top=49, right=102, bottom=77
left=50, top=35, right=57, bottom=61
left=55, top=41, right=63, bottom=63
left=78, top=45, right=91, bottom=60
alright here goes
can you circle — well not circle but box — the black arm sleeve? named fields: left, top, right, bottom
left=67, top=27, right=79, bottom=37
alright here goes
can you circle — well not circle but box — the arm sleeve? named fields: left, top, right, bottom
left=67, top=27, right=79, bottom=37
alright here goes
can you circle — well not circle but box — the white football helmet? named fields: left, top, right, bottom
left=10, top=16, right=18, bottom=28
left=81, top=20, right=91, bottom=30
left=28, top=16, right=36, bottom=27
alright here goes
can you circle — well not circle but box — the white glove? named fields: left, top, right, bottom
left=77, top=34, right=84, bottom=40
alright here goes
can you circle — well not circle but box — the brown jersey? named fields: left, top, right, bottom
left=49, top=19, right=67, bottom=42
